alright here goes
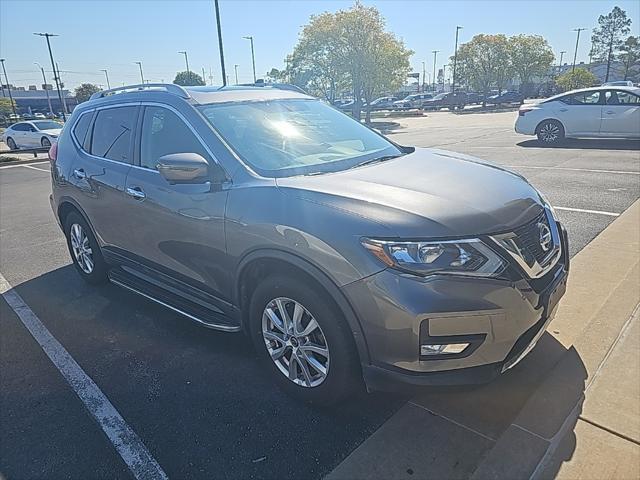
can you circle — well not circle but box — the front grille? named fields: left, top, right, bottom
left=513, top=211, right=552, bottom=265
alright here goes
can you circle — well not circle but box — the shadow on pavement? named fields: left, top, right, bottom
left=517, top=138, right=640, bottom=150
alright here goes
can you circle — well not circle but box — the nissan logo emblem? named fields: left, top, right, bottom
left=538, top=223, right=552, bottom=252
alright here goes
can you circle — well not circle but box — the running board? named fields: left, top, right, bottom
left=108, top=269, right=241, bottom=332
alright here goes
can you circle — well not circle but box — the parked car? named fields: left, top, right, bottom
left=486, top=91, right=525, bottom=105
left=1, top=120, right=62, bottom=150
left=392, top=93, right=435, bottom=110
left=50, top=83, right=569, bottom=405
left=515, top=86, right=640, bottom=144
left=33, top=112, right=47, bottom=119
left=602, top=80, right=634, bottom=87
left=422, top=92, right=468, bottom=110
left=465, top=92, right=483, bottom=105
left=366, top=96, right=401, bottom=110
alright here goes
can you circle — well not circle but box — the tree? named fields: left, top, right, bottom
left=0, top=97, right=16, bottom=120
left=556, top=68, right=598, bottom=92
left=454, top=34, right=512, bottom=104
left=591, top=6, right=632, bottom=82
left=508, top=35, right=555, bottom=94
left=74, top=83, right=101, bottom=103
left=618, top=36, right=640, bottom=81
left=173, top=71, right=205, bottom=86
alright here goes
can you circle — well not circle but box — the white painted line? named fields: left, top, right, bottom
left=553, top=206, right=621, bottom=217
left=22, top=164, right=50, bottom=173
left=0, top=161, right=49, bottom=170
left=0, top=272, right=167, bottom=480
left=503, top=165, right=640, bottom=175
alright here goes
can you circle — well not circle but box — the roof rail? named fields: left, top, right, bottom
left=89, top=83, right=190, bottom=101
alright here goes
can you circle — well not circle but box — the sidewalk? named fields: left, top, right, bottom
left=326, top=200, right=640, bottom=480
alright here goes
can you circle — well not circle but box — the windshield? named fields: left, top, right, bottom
left=33, top=121, right=61, bottom=130
left=197, top=99, right=402, bottom=177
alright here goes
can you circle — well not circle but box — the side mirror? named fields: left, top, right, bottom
left=157, top=153, right=209, bottom=184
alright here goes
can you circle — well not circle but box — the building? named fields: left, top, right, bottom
left=0, top=85, right=77, bottom=115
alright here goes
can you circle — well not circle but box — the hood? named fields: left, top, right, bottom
left=276, top=147, right=544, bottom=238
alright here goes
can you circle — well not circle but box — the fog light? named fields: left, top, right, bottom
left=420, top=343, right=470, bottom=356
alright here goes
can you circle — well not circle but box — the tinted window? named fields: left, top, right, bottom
left=606, top=90, right=640, bottom=105
left=12, top=123, right=27, bottom=131
left=139, top=106, right=210, bottom=171
left=32, top=120, right=61, bottom=130
left=567, top=91, right=601, bottom=105
left=90, top=106, right=136, bottom=163
left=72, top=113, right=93, bottom=146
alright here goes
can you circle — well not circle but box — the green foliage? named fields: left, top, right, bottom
left=618, top=36, right=640, bottom=81
left=284, top=3, right=412, bottom=120
left=0, top=97, right=16, bottom=117
left=454, top=34, right=512, bottom=97
left=555, top=68, right=598, bottom=92
left=173, top=71, right=205, bottom=86
left=74, top=83, right=101, bottom=103
left=508, top=35, right=555, bottom=90
left=591, top=6, right=632, bottom=81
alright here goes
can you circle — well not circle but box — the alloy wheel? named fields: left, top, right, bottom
left=70, top=223, right=94, bottom=274
left=262, top=297, right=330, bottom=388
left=539, top=122, right=560, bottom=142
left=42, top=137, right=51, bottom=148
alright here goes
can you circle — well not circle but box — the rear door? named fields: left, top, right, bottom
left=10, top=123, right=28, bottom=147
left=554, top=90, right=603, bottom=136
left=67, top=105, right=138, bottom=249
left=600, top=90, right=640, bottom=137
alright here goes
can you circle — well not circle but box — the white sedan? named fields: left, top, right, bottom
left=515, top=86, right=640, bottom=144
left=1, top=120, right=63, bottom=150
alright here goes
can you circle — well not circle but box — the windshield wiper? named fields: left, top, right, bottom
left=353, top=154, right=403, bottom=169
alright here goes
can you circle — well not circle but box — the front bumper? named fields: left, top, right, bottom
left=343, top=223, right=569, bottom=390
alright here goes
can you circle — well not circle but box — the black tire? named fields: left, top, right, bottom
left=6, top=137, right=17, bottom=150
left=64, top=211, right=108, bottom=284
left=41, top=137, right=51, bottom=148
left=536, top=119, right=565, bottom=145
left=249, top=274, right=361, bottom=405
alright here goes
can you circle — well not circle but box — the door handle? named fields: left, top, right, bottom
left=605, top=110, right=615, bottom=115
left=126, top=186, right=146, bottom=200
left=559, top=108, right=568, bottom=112
left=73, top=168, right=86, bottom=179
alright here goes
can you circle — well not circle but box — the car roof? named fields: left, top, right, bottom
left=562, top=85, right=640, bottom=94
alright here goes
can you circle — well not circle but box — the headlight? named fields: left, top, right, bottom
left=361, top=238, right=505, bottom=277
left=535, top=189, right=558, bottom=221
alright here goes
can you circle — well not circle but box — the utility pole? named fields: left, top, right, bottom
left=421, top=61, right=426, bottom=92
left=432, top=50, right=439, bottom=92
left=34, top=62, right=53, bottom=116
left=452, top=26, right=463, bottom=93
left=0, top=59, right=16, bottom=116
left=101, top=69, right=111, bottom=89
left=178, top=51, right=190, bottom=83
left=558, top=51, right=566, bottom=75
left=202, top=67, right=206, bottom=84
left=443, top=64, right=448, bottom=90
left=55, top=63, right=69, bottom=115
left=135, top=61, right=145, bottom=84
left=209, top=67, right=214, bottom=86
left=234, top=64, right=239, bottom=84
left=214, top=0, right=227, bottom=86
left=243, top=36, right=256, bottom=83
left=572, top=28, right=586, bottom=73
left=33, top=33, right=66, bottom=121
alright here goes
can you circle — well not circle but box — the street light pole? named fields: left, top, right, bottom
left=34, top=62, right=53, bottom=117
left=421, top=61, right=426, bottom=92
left=243, top=36, right=256, bottom=83
left=432, top=50, right=439, bottom=92
left=452, top=26, right=463, bottom=93
left=572, top=28, right=586, bottom=73
left=213, top=0, right=227, bottom=86
left=101, top=69, right=111, bottom=89
left=442, top=64, right=448, bottom=90
left=558, top=50, right=566, bottom=75
left=0, top=59, right=16, bottom=116
left=234, top=64, right=239, bottom=84
left=178, top=51, right=191, bottom=83
left=33, top=33, right=66, bottom=121
left=135, top=61, right=145, bottom=84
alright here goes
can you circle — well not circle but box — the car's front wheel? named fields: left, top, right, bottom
left=41, top=137, right=51, bottom=148
left=249, top=274, right=360, bottom=405
left=536, top=119, right=565, bottom=144
left=64, top=211, right=108, bottom=284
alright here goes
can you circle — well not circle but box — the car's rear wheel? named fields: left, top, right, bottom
left=64, top=211, right=108, bottom=284
left=536, top=119, right=565, bottom=144
left=41, top=137, right=51, bottom=148
left=249, top=274, right=360, bottom=405
left=6, top=137, right=17, bottom=150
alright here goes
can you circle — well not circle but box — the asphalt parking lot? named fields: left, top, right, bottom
left=1, top=110, right=639, bottom=479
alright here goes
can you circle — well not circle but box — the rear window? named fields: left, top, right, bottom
left=89, top=106, right=136, bottom=163
left=72, top=113, right=93, bottom=146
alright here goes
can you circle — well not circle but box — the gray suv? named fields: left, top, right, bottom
left=49, top=84, right=569, bottom=405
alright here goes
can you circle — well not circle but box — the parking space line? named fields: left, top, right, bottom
left=553, top=206, right=620, bottom=217
left=22, top=164, right=50, bottom=173
left=503, top=165, right=640, bottom=175
left=0, top=272, right=168, bottom=480
left=0, top=161, right=50, bottom=170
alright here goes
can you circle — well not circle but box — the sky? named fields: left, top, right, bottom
left=1, top=0, right=639, bottom=90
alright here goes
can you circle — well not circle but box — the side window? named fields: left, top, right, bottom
left=567, top=91, right=601, bottom=105
left=139, top=106, right=210, bottom=171
left=12, top=123, right=26, bottom=131
left=90, top=106, right=136, bottom=163
left=607, top=90, right=640, bottom=105
left=72, top=112, right=93, bottom=147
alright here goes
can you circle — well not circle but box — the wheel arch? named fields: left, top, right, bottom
left=235, top=249, right=371, bottom=365
left=57, top=197, right=99, bottom=242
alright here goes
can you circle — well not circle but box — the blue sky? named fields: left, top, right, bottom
left=1, top=0, right=639, bottom=90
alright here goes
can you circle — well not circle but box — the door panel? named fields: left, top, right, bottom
left=600, top=90, right=640, bottom=137
left=553, top=91, right=603, bottom=136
